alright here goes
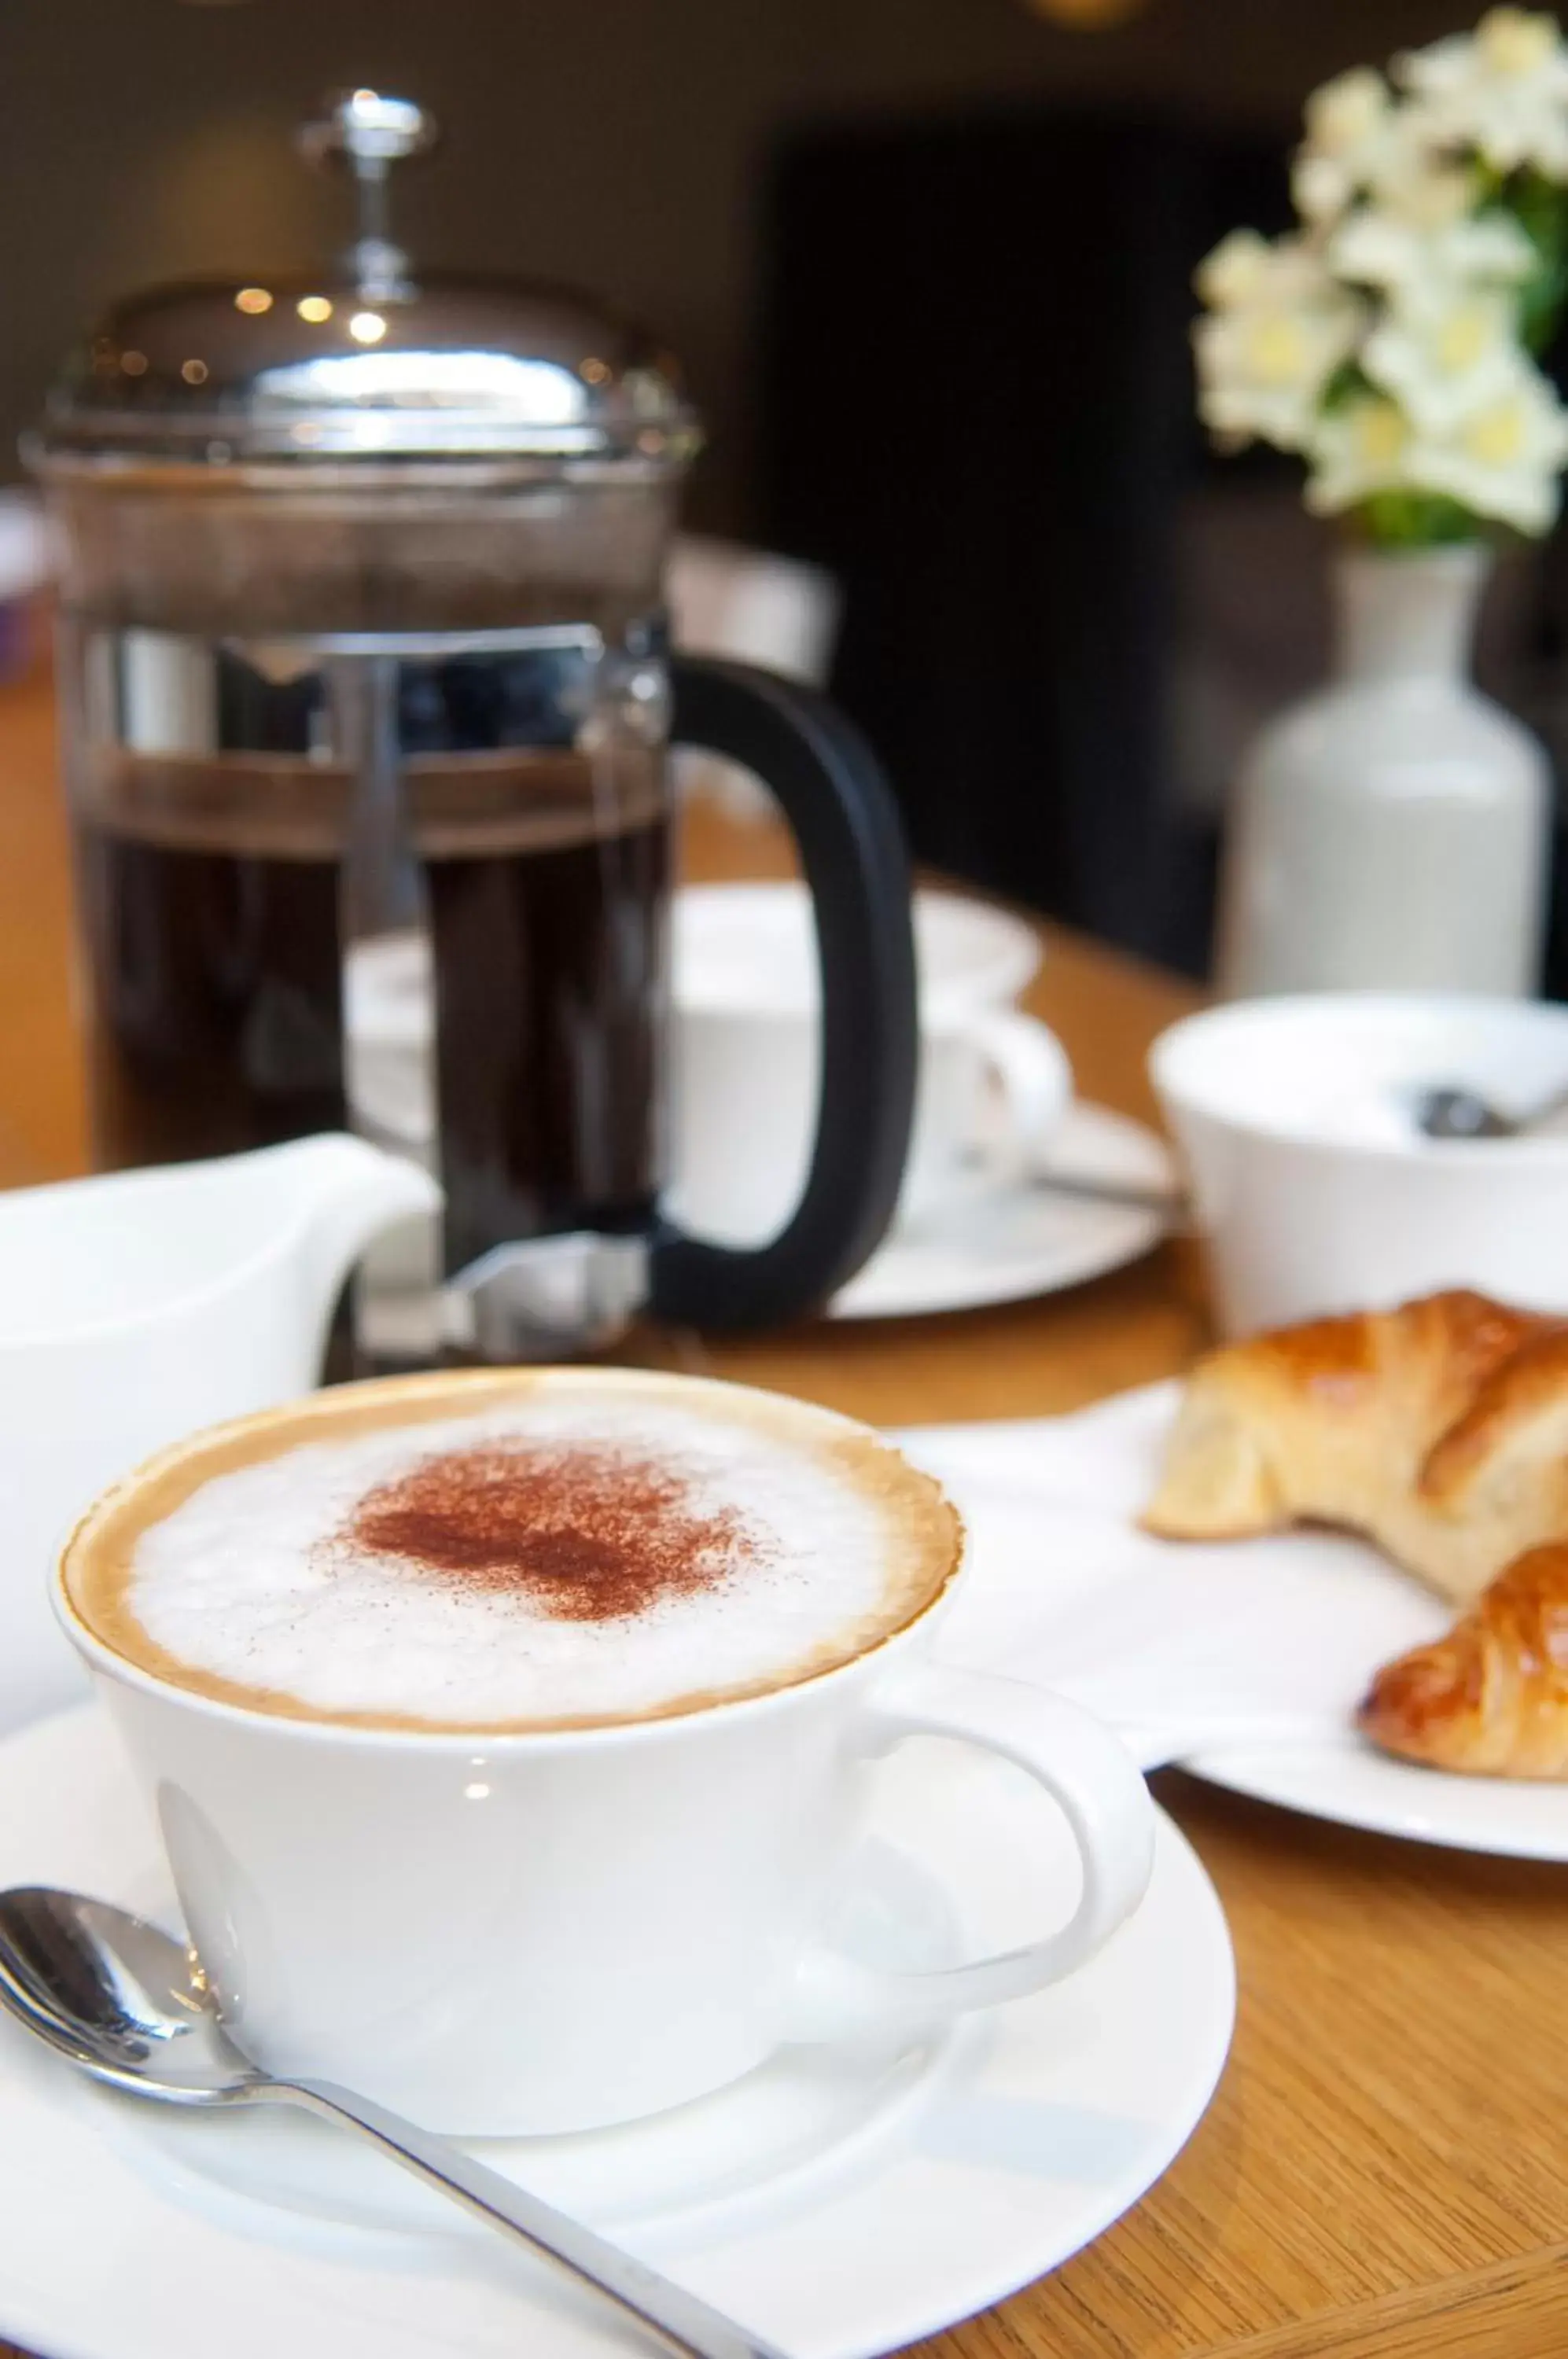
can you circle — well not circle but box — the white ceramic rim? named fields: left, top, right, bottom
left=672, top=881, right=1042, bottom=1028
left=53, top=1364, right=968, bottom=1756
left=1151, top=992, right=1568, bottom=1165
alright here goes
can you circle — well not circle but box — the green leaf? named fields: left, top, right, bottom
left=1349, top=490, right=1489, bottom=548
left=1322, top=357, right=1373, bottom=412
left=1493, top=171, right=1568, bottom=354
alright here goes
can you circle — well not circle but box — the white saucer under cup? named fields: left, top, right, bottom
left=0, top=1703, right=1235, bottom=2359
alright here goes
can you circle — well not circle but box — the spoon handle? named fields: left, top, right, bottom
left=256, top=2075, right=790, bottom=2359
left=1029, top=1168, right=1188, bottom=1218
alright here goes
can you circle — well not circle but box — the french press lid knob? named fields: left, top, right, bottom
left=296, top=89, right=437, bottom=301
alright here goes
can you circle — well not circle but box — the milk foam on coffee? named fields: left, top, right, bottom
left=84, top=1382, right=956, bottom=1731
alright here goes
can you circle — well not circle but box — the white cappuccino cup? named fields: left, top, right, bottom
left=57, top=1366, right=1152, bottom=2136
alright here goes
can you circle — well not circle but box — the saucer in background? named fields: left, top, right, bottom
left=829, top=1101, right=1175, bottom=1321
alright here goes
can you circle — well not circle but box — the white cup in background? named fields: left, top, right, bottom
left=670, top=882, right=1070, bottom=1246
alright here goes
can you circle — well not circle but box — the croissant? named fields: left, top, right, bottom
left=1142, top=1289, right=1568, bottom=1607
left=1357, top=1545, right=1568, bottom=1778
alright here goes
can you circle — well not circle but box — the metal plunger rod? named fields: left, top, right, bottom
left=296, top=88, right=437, bottom=299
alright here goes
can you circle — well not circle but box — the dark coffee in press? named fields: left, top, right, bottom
left=76, top=638, right=668, bottom=1277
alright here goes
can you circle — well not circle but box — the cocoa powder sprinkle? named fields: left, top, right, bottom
left=331, top=1442, right=761, bottom=1621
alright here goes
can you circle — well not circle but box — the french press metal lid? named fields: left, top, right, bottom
left=35, top=90, right=700, bottom=474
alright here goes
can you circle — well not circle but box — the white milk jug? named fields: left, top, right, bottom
left=0, top=1133, right=436, bottom=1732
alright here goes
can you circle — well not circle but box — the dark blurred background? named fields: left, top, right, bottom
left=7, top=0, right=1562, bottom=981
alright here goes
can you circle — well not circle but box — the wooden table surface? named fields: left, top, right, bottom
left=1, top=660, right=1565, bottom=2359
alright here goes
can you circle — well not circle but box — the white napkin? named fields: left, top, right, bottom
left=894, top=1386, right=1450, bottom=1772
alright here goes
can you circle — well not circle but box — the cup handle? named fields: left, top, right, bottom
left=965, top=1010, right=1072, bottom=1178
left=785, top=1662, right=1154, bottom=2042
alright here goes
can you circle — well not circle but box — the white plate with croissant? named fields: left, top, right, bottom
left=903, top=1291, right=1568, bottom=1861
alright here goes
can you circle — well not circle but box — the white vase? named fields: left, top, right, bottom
left=1216, top=545, right=1551, bottom=998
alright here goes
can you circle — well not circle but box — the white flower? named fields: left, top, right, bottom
left=1294, top=66, right=1477, bottom=226
left=1409, top=364, right=1568, bottom=530
left=1195, top=229, right=1345, bottom=315
left=1193, top=228, right=1275, bottom=311
left=1294, top=152, right=1356, bottom=225
left=1363, top=285, right=1529, bottom=433
left=1329, top=206, right=1536, bottom=293
left=1194, top=238, right=1364, bottom=451
left=1306, top=368, right=1568, bottom=534
left=1397, top=8, right=1568, bottom=177
left=1308, top=64, right=1391, bottom=159
left=1306, top=393, right=1419, bottom=512
left=1369, top=146, right=1479, bottom=233
left=1294, top=67, right=1393, bottom=223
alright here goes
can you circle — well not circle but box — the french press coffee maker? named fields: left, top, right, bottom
left=31, top=91, right=916, bottom=1360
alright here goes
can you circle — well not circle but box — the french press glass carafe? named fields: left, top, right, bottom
left=30, top=91, right=916, bottom=1360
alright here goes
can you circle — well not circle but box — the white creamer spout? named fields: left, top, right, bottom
left=258, top=1132, right=442, bottom=1341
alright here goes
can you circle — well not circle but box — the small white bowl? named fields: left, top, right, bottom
left=1151, top=994, right=1568, bottom=1335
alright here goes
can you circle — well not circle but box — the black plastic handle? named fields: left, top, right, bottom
left=650, top=656, right=917, bottom=1331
